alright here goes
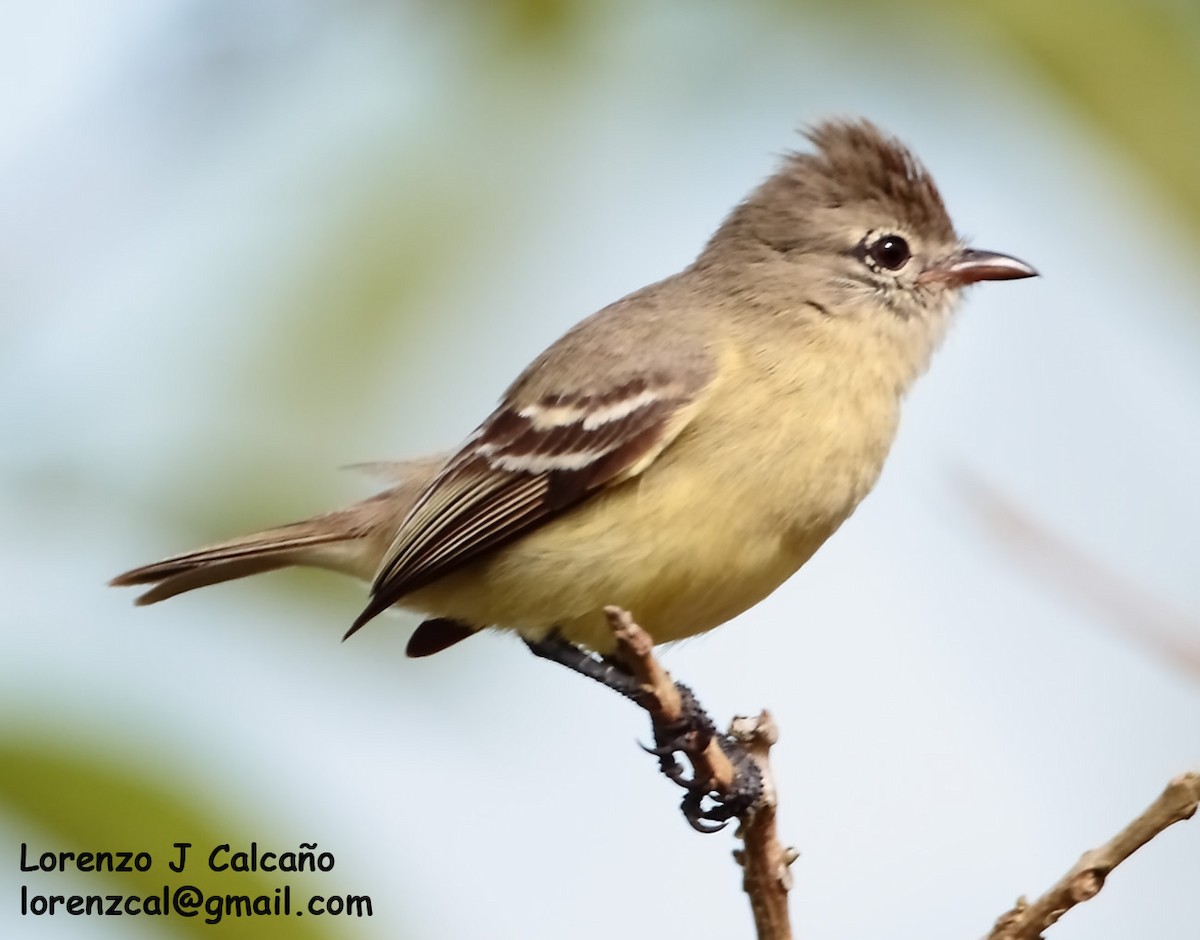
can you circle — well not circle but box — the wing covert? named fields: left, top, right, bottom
left=344, top=375, right=703, bottom=638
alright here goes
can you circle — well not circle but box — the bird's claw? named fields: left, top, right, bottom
left=643, top=682, right=764, bottom=832
left=525, top=632, right=763, bottom=831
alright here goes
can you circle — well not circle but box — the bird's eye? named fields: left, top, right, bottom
left=865, top=234, right=911, bottom=271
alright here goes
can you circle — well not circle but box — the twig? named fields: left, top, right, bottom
left=592, top=607, right=1196, bottom=940
left=603, top=606, right=796, bottom=940
left=987, top=772, right=1200, bottom=939
left=731, top=711, right=796, bottom=940
left=605, top=606, right=737, bottom=793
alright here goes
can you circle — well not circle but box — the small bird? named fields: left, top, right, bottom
left=112, top=119, right=1036, bottom=659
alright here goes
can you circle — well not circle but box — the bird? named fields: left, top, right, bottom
left=112, top=118, right=1037, bottom=661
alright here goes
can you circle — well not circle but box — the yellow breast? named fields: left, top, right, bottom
left=405, top=332, right=903, bottom=652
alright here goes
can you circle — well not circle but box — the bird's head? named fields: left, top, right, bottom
left=700, top=119, right=1036, bottom=324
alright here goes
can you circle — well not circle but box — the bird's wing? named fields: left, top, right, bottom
left=344, top=366, right=711, bottom=638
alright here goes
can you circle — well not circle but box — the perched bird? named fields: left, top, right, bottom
left=112, top=119, right=1036, bottom=659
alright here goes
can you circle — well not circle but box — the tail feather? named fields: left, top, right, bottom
left=127, top=554, right=308, bottom=606
left=110, top=454, right=447, bottom=608
left=110, top=516, right=374, bottom=605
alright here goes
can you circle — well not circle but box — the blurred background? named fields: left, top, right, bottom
left=2, top=1, right=1199, bottom=937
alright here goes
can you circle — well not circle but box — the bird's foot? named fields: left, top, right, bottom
left=524, top=629, right=763, bottom=832
left=642, top=682, right=763, bottom=832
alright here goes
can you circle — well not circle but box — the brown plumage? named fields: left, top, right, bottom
left=112, top=119, right=1036, bottom=654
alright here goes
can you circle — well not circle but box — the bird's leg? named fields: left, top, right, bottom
left=524, top=628, right=763, bottom=831
left=523, top=632, right=641, bottom=700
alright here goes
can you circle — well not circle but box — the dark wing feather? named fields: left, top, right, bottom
left=344, top=377, right=697, bottom=638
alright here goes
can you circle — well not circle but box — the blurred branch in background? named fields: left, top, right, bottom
left=962, top=471, right=1200, bottom=681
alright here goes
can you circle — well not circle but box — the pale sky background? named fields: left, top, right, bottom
left=2, top=2, right=1199, bottom=939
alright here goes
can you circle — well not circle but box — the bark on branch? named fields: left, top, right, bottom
left=604, top=606, right=796, bottom=940
left=986, top=772, right=1200, bottom=939
left=586, top=607, right=1196, bottom=940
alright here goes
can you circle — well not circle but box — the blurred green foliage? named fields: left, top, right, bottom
left=1, top=738, right=345, bottom=939
left=465, top=0, right=1200, bottom=232
left=960, top=0, right=1200, bottom=230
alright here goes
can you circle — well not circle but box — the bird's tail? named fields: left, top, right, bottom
left=110, top=456, right=446, bottom=606
left=110, top=504, right=383, bottom=606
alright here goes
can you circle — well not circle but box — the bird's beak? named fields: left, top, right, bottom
left=918, top=248, right=1039, bottom=287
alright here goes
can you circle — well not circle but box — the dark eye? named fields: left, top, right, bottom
left=866, top=234, right=911, bottom=271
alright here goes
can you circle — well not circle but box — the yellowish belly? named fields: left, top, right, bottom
left=404, top=427, right=857, bottom=651
left=403, top=338, right=900, bottom=651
